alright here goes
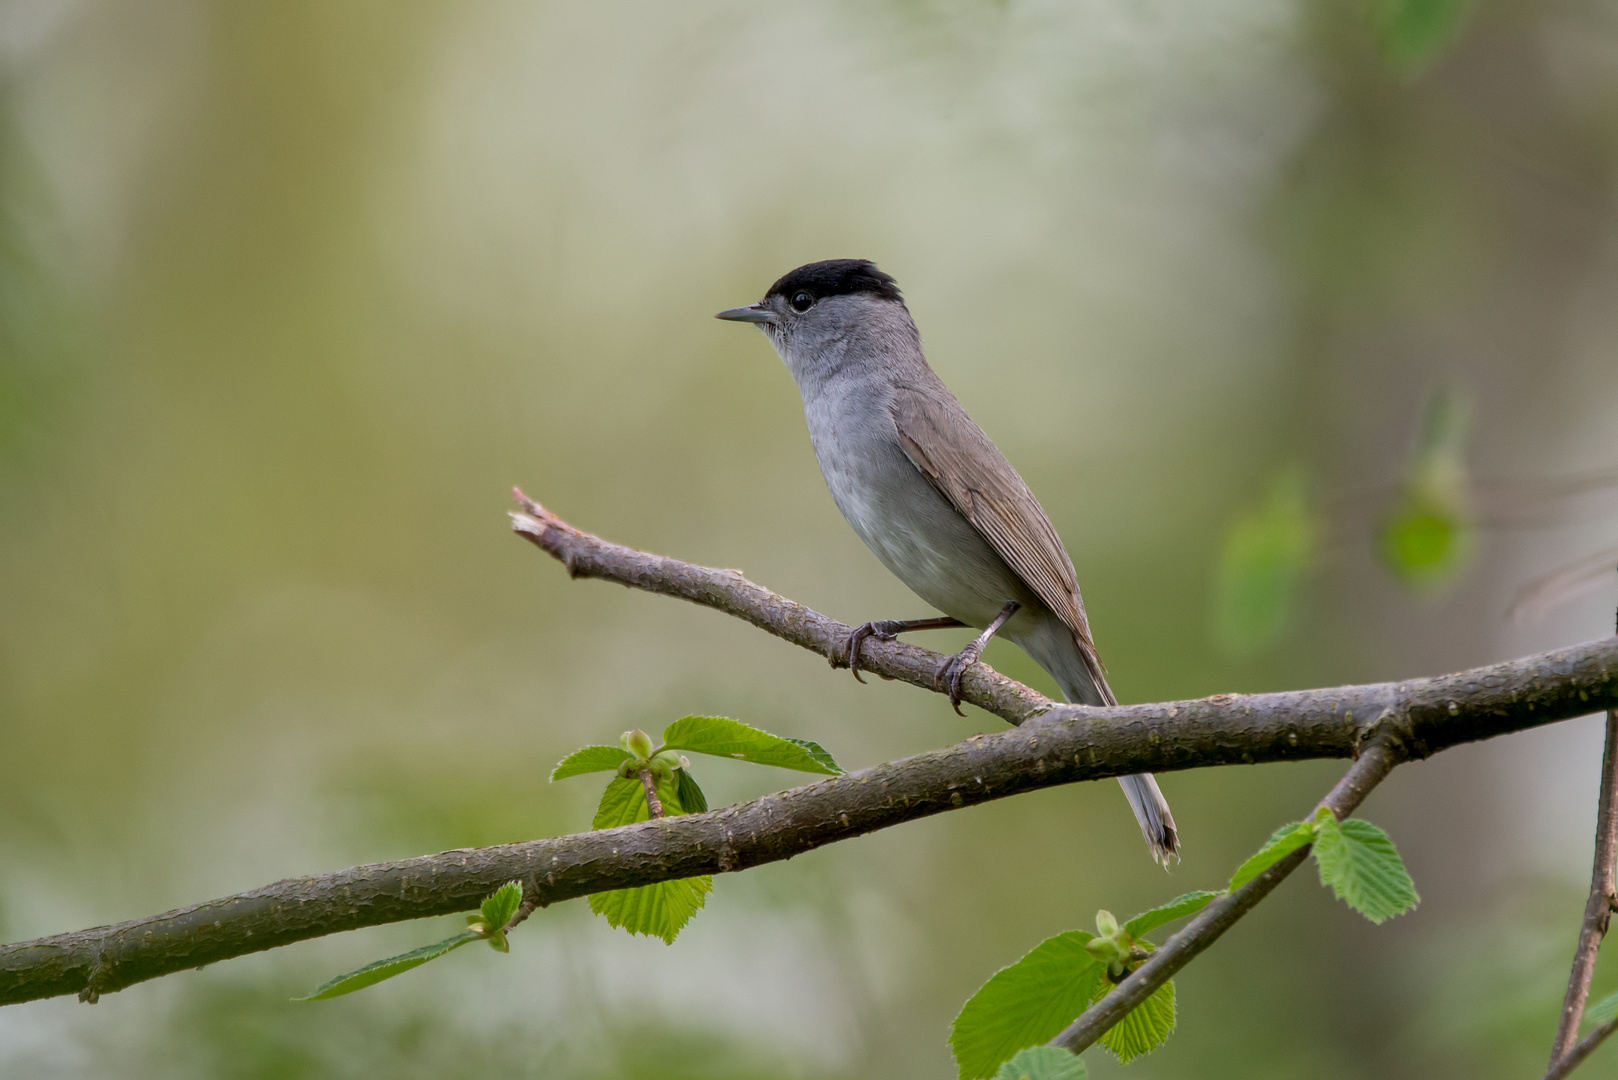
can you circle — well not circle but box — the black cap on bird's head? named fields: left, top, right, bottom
left=715, top=259, right=904, bottom=325
left=765, top=259, right=903, bottom=307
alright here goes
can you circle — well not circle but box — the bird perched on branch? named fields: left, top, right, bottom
left=716, top=259, right=1177, bottom=865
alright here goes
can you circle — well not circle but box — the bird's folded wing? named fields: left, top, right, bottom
left=890, top=384, right=1104, bottom=667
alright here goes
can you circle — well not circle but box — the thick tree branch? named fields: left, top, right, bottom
left=2, top=638, right=1614, bottom=1007
left=1549, top=705, right=1618, bottom=1064
left=1049, top=736, right=1403, bottom=1053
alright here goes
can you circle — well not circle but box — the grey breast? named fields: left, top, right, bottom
left=796, top=368, right=1036, bottom=629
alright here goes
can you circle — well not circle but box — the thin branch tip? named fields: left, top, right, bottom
left=1549, top=707, right=1618, bottom=1067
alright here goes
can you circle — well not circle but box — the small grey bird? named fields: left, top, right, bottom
left=717, top=258, right=1178, bottom=864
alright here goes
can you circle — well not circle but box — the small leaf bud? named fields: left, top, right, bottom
left=1085, top=936, right=1121, bottom=963
left=621, top=729, right=655, bottom=759
left=1094, top=909, right=1120, bottom=938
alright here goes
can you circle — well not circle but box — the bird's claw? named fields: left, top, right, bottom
left=843, top=621, right=901, bottom=684
left=935, top=651, right=977, bottom=716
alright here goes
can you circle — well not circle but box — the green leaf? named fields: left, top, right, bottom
left=593, top=774, right=685, bottom=829
left=675, top=768, right=708, bottom=814
left=1371, top=0, right=1473, bottom=76
left=1211, top=467, right=1316, bottom=657
left=994, top=1046, right=1087, bottom=1080
left=551, top=745, right=634, bottom=781
left=1123, top=891, right=1220, bottom=940
left=589, top=877, right=713, bottom=944
left=588, top=773, right=710, bottom=942
left=660, top=716, right=843, bottom=774
left=950, top=931, right=1107, bottom=1080
left=783, top=736, right=842, bottom=774
left=1585, top=990, right=1618, bottom=1027
left=1313, top=815, right=1420, bottom=924
left=1098, top=979, right=1175, bottom=1063
left=1229, top=820, right=1317, bottom=892
left=480, top=880, right=523, bottom=933
left=296, top=932, right=479, bottom=1000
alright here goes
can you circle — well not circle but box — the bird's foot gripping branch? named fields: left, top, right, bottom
left=0, top=496, right=1614, bottom=1079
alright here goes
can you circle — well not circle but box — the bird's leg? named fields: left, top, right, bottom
left=842, top=616, right=967, bottom=683
left=935, top=602, right=1020, bottom=715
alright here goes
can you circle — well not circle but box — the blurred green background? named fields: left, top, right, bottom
left=2, top=0, right=1618, bottom=1076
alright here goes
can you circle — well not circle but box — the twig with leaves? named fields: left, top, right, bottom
left=1042, top=737, right=1404, bottom=1059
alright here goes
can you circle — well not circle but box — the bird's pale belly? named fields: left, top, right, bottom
left=818, top=440, right=1034, bottom=629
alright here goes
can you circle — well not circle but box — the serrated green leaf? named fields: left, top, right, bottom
left=994, top=1046, right=1086, bottom=1080
left=1123, top=891, right=1220, bottom=940
left=1371, top=0, right=1473, bottom=76
left=1313, top=815, right=1419, bottom=924
left=660, top=716, right=843, bottom=774
left=675, top=768, right=708, bottom=814
left=950, top=931, right=1107, bottom=1080
left=589, top=876, right=713, bottom=944
left=1585, top=989, right=1618, bottom=1027
left=594, top=775, right=650, bottom=829
left=783, top=736, right=842, bottom=774
left=593, top=774, right=685, bottom=830
left=1230, top=820, right=1317, bottom=892
left=480, top=880, right=523, bottom=932
left=588, top=772, right=707, bottom=941
left=551, top=745, right=634, bottom=782
left=1098, top=978, right=1175, bottom=1063
left=296, top=932, right=479, bottom=1000
left=1212, top=466, right=1317, bottom=657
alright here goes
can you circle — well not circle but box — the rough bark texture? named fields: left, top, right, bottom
left=2, top=637, right=1614, bottom=1007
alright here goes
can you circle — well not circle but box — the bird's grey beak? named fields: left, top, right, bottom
left=715, top=303, right=776, bottom=324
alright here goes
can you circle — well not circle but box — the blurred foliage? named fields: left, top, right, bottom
left=1214, top=387, right=1482, bottom=657
left=1408, top=882, right=1618, bottom=1077
left=1371, top=0, right=1476, bottom=77
left=1377, top=389, right=1473, bottom=589
left=0, top=96, right=76, bottom=466
left=1212, top=467, right=1317, bottom=657
left=151, top=977, right=828, bottom=1080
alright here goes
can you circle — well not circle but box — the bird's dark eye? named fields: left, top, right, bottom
left=790, top=291, right=815, bottom=313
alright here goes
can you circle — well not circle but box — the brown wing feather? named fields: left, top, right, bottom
left=891, top=385, right=1111, bottom=697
